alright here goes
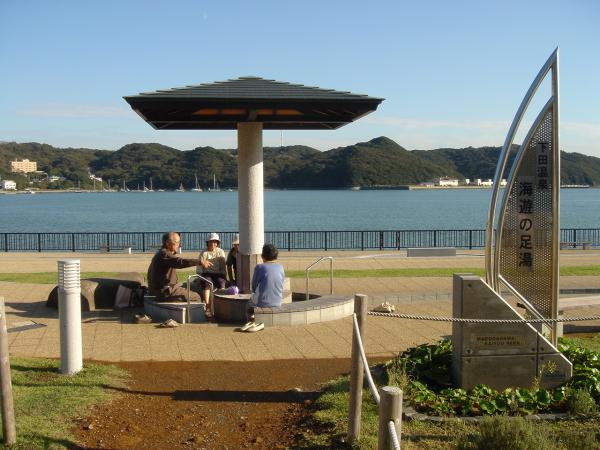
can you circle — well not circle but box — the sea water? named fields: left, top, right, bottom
left=0, top=189, right=598, bottom=232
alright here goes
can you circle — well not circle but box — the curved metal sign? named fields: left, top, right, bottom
left=485, top=49, right=560, bottom=343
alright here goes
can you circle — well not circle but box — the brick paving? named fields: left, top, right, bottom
left=0, top=250, right=598, bottom=362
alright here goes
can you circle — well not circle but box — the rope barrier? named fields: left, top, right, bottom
left=352, top=314, right=380, bottom=405
left=353, top=313, right=402, bottom=448
left=387, top=420, right=401, bottom=450
left=368, top=311, right=600, bottom=323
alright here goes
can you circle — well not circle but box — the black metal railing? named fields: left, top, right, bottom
left=0, top=229, right=597, bottom=252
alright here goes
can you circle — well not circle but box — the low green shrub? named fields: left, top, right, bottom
left=457, top=416, right=553, bottom=450
left=386, top=338, right=600, bottom=417
left=560, top=429, right=600, bottom=450
left=566, top=388, right=597, bottom=415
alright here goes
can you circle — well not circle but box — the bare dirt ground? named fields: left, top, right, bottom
left=73, top=359, right=356, bottom=449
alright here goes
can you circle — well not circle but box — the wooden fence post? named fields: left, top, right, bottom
left=348, top=293, right=367, bottom=443
left=377, top=386, right=402, bottom=450
left=0, top=297, right=16, bottom=445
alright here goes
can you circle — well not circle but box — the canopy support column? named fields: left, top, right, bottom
left=237, top=122, right=264, bottom=293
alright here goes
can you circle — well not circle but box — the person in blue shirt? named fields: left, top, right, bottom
left=250, top=244, right=285, bottom=308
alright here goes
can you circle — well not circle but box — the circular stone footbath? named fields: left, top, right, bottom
left=213, top=293, right=354, bottom=326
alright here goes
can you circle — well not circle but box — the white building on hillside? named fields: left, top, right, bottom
left=10, top=159, right=37, bottom=173
left=1, top=180, right=17, bottom=190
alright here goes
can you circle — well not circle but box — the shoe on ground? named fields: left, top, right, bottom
left=246, top=322, right=264, bottom=333
left=240, top=321, right=255, bottom=332
left=372, top=302, right=395, bottom=313
left=134, top=314, right=152, bottom=324
left=159, top=319, right=179, bottom=328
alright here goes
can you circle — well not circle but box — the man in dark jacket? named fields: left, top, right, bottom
left=147, top=232, right=201, bottom=302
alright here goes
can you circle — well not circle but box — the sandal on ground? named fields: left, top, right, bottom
left=204, top=310, right=213, bottom=319
left=134, top=314, right=152, bottom=324
left=159, top=319, right=179, bottom=328
left=240, top=321, right=255, bottom=332
left=245, top=322, right=264, bottom=333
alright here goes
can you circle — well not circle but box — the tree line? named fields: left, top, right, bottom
left=1, top=137, right=599, bottom=190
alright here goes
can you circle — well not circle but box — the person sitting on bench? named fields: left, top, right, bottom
left=241, top=244, right=285, bottom=333
left=147, top=232, right=201, bottom=302
left=197, top=232, right=227, bottom=315
left=250, top=243, right=285, bottom=308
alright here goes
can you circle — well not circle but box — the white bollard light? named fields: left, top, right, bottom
left=58, top=259, right=83, bottom=375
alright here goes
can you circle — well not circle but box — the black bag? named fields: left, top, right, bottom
left=129, top=286, right=146, bottom=307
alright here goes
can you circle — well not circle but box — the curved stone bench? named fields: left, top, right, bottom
left=255, top=295, right=354, bottom=326
left=213, top=293, right=354, bottom=326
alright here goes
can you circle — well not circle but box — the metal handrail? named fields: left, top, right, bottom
left=1, top=228, right=598, bottom=252
left=305, top=256, right=333, bottom=301
left=186, top=274, right=213, bottom=323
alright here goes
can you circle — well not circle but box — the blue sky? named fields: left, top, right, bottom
left=1, top=0, right=599, bottom=156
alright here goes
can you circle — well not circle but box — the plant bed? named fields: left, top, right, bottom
left=383, top=338, right=600, bottom=417
left=299, top=337, right=600, bottom=449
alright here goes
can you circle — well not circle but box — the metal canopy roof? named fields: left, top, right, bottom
left=123, top=76, right=384, bottom=130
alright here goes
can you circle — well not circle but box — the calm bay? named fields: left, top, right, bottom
left=0, top=189, right=598, bottom=233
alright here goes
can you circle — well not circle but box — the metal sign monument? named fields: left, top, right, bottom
left=486, top=48, right=561, bottom=344
left=452, top=49, right=571, bottom=390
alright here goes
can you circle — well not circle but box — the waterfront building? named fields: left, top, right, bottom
left=1, top=180, right=16, bottom=190
left=434, top=177, right=459, bottom=186
left=10, top=159, right=37, bottom=173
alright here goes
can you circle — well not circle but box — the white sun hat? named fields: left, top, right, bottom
left=206, top=232, right=220, bottom=243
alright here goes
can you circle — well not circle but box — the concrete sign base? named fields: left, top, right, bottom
left=452, top=274, right=571, bottom=390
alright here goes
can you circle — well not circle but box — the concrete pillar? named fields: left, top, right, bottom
left=237, top=122, right=264, bottom=293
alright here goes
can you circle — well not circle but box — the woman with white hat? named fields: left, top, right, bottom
left=197, top=232, right=226, bottom=316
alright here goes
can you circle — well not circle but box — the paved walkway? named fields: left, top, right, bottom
left=1, top=250, right=598, bottom=362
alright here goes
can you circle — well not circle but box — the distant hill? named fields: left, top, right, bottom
left=1, top=138, right=599, bottom=189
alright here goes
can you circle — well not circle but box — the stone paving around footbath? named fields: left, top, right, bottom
left=0, top=250, right=599, bottom=363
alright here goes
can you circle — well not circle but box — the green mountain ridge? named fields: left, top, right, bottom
left=1, top=138, right=599, bottom=189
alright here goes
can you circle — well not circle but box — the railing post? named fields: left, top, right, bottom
left=3, top=234, right=7, bottom=252
left=37, top=233, right=41, bottom=252
left=71, top=233, right=76, bottom=252
left=433, top=230, right=437, bottom=247
left=469, top=229, right=473, bottom=250
left=361, top=231, right=364, bottom=251
left=106, top=233, right=110, bottom=252
left=573, top=229, right=577, bottom=248
left=379, top=232, right=383, bottom=250
left=287, top=231, right=291, bottom=251
left=324, top=231, right=328, bottom=251
left=378, top=386, right=402, bottom=450
left=142, top=233, right=146, bottom=252
left=0, top=297, right=16, bottom=445
left=348, top=293, right=368, bottom=443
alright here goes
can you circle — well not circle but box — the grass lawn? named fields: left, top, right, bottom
left=299, top=334, right=600, bottom=449
left=1, top=358, right=127, bottom=449
left=0, top=265, right=597, bottom=284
